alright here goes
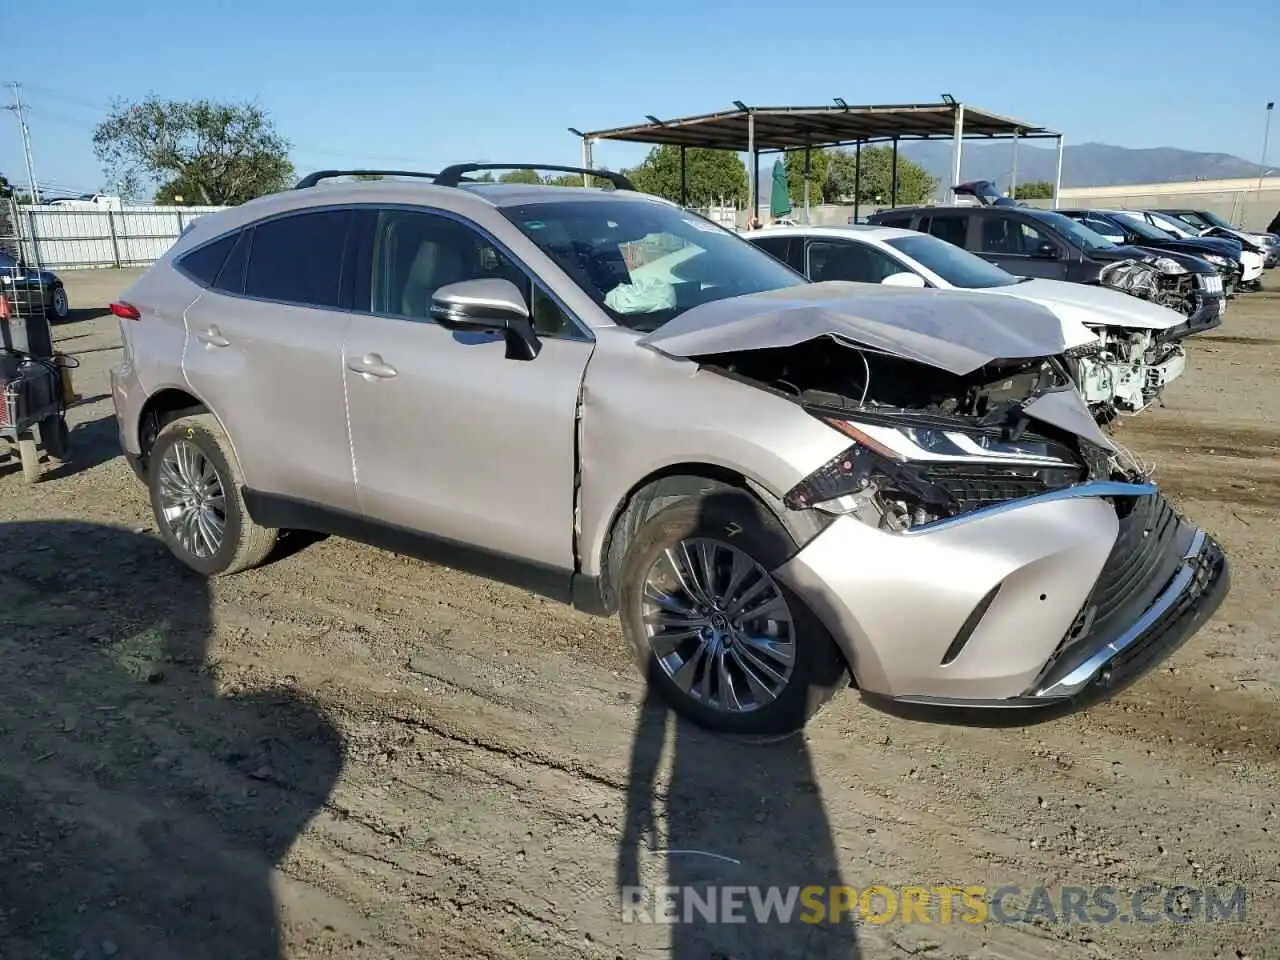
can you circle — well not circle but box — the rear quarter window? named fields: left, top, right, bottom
left=176, top=233, right=237, bottom=286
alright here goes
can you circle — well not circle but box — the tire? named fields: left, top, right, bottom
left=148, top=413, right=277, bottom=576
left=39, top=415, right=70, bottom=463
left=616, top=483, right=849, bottom=737
left=46, top=284, right=70, bottom=321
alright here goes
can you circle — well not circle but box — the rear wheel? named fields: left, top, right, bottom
left=47, top=284, right=70, bottom=321
left=148, top=414, right=277, bottom=576
left=617, top=484, right=848, bottom=736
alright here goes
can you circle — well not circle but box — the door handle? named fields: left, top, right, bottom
left=198, top=325, right=230, bottom=348
left=346, top=353, right=398, bottom=379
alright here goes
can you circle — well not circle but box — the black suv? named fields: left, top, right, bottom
left=866, top=204, right=1225, bottom=334
left=1056, top=209, right=1243, bottom=295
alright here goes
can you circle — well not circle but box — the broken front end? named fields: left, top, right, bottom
left=1099, top=258, right=1225, bottom=335
left=1063, top=332, right=1185, bottom=418
left=638, top=283, right=1231, bottom=717
left=718, top=344, right=1229, bottom=716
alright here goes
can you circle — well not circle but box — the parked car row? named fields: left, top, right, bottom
left=108, top=164, right=1230, bottom=738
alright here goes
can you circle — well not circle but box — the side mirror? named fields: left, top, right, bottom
left=881, top=271, right=927, bottom=288
left=1030, top=241, right=1060, bottom=259
left=430, top=278, right=541, bottom=361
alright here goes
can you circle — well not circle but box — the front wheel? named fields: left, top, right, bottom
left=148, top=414, right=277, bottom=576
left=617, top=484, right=849, bottom=736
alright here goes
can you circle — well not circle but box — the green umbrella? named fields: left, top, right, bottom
left=769, top=158, right=792, bottom=218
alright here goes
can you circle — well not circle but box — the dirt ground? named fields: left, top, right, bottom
left=1, top=269, right=1277, bottom=960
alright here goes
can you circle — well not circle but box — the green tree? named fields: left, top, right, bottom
left=821, top=146, right=937, bottom=205
left=499, top=169, right=544, bottom=185
left=783, top=150, right=831, bottom=207
left=93, top=96, right=293, bottom=206
left=625, top=146, right=747, bottom=206
left=1010, top=180, right=1055, bottom=200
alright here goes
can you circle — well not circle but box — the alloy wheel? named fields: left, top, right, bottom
left=641, top=537, right=797, bottom=714
left=157, top=439, right=227, bottom=559
left=51, top=286, right=69, bottom=318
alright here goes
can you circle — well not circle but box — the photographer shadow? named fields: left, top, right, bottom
left=0, top=520, right=343, bottom=960
left=618, top=690, right=861, bottom=959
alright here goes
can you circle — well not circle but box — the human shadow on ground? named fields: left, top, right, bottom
left=0, top=520, right=344, bottom=960
left=618, top=690, right=861, bottom=959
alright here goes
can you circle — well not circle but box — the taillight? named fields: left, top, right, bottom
left=110, top=301, right=141, bottom=320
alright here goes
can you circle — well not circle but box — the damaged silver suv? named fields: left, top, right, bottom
left=110, top=164, right=1230, bottom=735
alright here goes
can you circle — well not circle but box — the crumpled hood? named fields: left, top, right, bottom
left=638, top=282, right=1074, bottom=376
left=996, top=277, right=1184, bottom=331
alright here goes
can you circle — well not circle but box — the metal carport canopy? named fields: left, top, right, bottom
left=575, top=100, right=1065, bottom=214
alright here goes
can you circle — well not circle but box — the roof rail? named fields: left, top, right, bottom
left=293, top=169, right=442, bottom=189
left=433, top=163, right=634, bottom=191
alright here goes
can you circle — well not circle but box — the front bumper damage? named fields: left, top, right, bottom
left=1099, top=259, right=1225, bottom=334
left=775, top=486, right=1230, bottom=724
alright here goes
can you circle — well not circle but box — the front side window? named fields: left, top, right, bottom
left=805, top=239, right=905, bottom=283
left=887, top=234, right=1019, bottom=288
left=0, top=251, right=19, bottom=271
left=369, top=209, right=572, bottom=337
left=243, top=209, right=351, bottom=308
left=1029, top=211, right=1116, bottom=252
left=498, top=198, right=805, bottom=331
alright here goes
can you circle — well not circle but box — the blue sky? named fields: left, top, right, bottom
left=3, top=0, right=1275, bottom=197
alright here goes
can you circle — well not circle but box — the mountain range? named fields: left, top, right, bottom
left=756, top=141, right=1268, bottom=202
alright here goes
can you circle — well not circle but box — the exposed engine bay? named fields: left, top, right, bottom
left=700, top=337, right=1144, bottom=532
left=1063, top=329, right=1186, bottom=417
left=1099, top=259, right=1199, bottom=317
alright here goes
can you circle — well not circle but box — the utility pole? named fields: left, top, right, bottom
left=1257, top=101, right=1274, bottom=219
left=4, top=82, right=40, bottom=205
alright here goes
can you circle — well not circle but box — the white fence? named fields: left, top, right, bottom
left=13, top=203, right=230, bottom=270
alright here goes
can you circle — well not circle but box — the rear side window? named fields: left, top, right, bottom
left=926, top=215, right=968, bottom=248
left=243, top=209, right=352, bottom=308
left=177, top=233, right=237, bottom=286
left=212, top=230, right=251, bottom=294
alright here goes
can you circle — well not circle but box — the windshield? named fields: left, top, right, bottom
left=498, top=198, right=805, bottom=331
left=883, top=234, right=1019, bottom=288
left=1196, top=210, right=1233, bottom=230
left=0, top=251, right=16, bottom=271
left=1145, top=212, right=1194, bottom=237
left=1030, top=211, right=1117, bottom=252
left=1110, top=212, right=1180, bottom=242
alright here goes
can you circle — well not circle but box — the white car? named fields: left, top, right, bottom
left=1124, top=210, right=1265, bottom=286
left=747, top=224, right=1188, bottom=417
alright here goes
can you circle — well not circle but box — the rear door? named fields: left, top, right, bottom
left=918, top=212, right=971, bottom=251
left=182, top=208, right=358, bottom=512
left=341, top=206, right=593, bottom=573
left=975, top=213, right=1067, bottom=279
left=803, top=238, right=913, bottom=283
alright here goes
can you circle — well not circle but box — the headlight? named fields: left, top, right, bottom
left=784, top=417, right=1087, bottom=531
left=1149, top=256, right=1188, bottom=275
left=1202, top=254, right=1229, bottom=268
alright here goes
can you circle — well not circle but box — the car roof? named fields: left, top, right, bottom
left=293, top=178, right=656, bottom=209
left=746, top=223, right=921, bottom=242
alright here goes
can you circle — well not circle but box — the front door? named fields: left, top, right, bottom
left=976, top=214, right=1067, bottom=279
left=342, top=207, right=593, bottom=575
left=182, top=208, right=358, bottom=512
